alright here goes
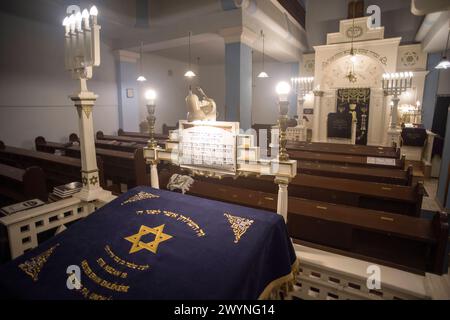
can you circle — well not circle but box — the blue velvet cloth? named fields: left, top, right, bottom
left=0, top=187, right=296, bottom=300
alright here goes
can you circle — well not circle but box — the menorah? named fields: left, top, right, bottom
left=62, top=5, right=111, bottom=202
left=63, top=6, right=101, bottom=92
left=291, top=77, right=314, bottom=141
left=382, top=72, right=413, bottom=128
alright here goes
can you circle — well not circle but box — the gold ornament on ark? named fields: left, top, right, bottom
left=121, top=191, right=160, bottom=206
left=224, top=213, right=254, bottom=244
left=18, top=244, right=60, bottom=282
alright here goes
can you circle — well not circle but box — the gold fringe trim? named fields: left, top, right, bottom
left=258, top=259, right=300, bottom=300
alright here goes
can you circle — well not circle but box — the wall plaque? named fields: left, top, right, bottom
left=327, top=113, right=352, bottom=139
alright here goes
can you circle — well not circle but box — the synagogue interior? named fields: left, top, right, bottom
left=0, top=0, right=450, bottom=302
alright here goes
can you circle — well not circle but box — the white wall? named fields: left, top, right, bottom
left=137, top=53, right=200, bottom=132
left=252, top=62, right=295, bottom=125
left=0, top=12, right=119, bottom=149
left=198, top=64, right=225, bottom=120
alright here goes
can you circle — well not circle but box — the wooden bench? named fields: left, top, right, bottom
left=0, top=164, right=47, bottom=203
left=287, top=198, right=449, bottom=275
left=297, top=161, right=413, bottom=186
left=94, top=139, right=146, bottom=153
left=64, top=145, right=149, bottom=189
left=158, top=170, right=448, bottom=275
left=35, top=138, right=148, bottom=191
left=95, top=131, right=167, bottom=148
left=290, top=149, right=405, bottom=170
left=287, top=141, right=400, bottom=159
left=0, top=141, right=105, bottom=190
left=191, top=173, right=423, bottom=217
left=118, top=128, right=170, bottom=140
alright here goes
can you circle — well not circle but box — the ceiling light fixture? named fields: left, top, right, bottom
left=435, top=28, right=450, bottom=70
left=345, top=4, right=358, bottom=83
left=137, top=41, right=147, bottom=82
left=258, top=30, right=269, bottom=78
left=184, top=31, right=196, bottom=78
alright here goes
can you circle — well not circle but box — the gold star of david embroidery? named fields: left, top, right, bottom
left=124, top=225, right=173, bottom=254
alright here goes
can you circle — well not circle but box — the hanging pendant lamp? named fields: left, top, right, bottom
left=184, top=31, right=196, bottom=78
left=137, top=41, right=147, bottom=82
left=258, top=30, right=269, bottom=78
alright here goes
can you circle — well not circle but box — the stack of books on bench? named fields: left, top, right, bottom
left=51, top=182, right=82, bottom=199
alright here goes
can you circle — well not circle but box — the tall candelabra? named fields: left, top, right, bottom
left=145, top=90, right=158, bottom=149
left=276, top=82, right=292, bottom=162
left=382, top=72, right=413, bottom=128
left=62, top=6, right=111, bottom=202
left=63, top=6, right=101, bottom=92
left=291, top=77, right=314, bottom=141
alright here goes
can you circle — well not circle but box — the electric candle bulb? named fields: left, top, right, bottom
left=63, top=17, right=70, bottom=34
left=90, top=6, right=98, bottom=25
left=69, top=14, right=76, bottom=33
left=75, top=12, right=82, bottom=32
left=82, top=9, right=90, bottom=29
left=276, top=81, right=291, bottom=101
left=90, top=6, right=98, bottom=16
left=145, top=89, right=157, bottom=104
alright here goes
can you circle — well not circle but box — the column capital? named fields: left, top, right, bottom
left=219, top=26, right=258, bottom=46
left=115, top=50, right=140, bottom=63
left=313, top=90, right=324, bottom=97
left=70, top=91, right=98, bottom=105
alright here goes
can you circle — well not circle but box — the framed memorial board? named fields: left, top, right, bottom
left=401, top=127, right=427, bottom=147
left=178, top=121, right=239, bottom=174
left=327, top=112, right=352, bottom=139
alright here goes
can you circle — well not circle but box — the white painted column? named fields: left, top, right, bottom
left=296, top=97, right=307, bottom=141
left=71, top=91, right=111, bottom=202
left=351, top=120, right=357, bottom=145
left=150, top=163, right=160, bottom=189
left=380, top=92, right=388, bottom=146
left=390, top=96, right=400, bottom=129
left=276, top=177, right=289, bottom=222
left=312, top=91, right=324, bottom=142
left=387, top=96, right=402, bottom=146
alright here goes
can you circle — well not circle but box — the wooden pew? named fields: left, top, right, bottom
left=287, top=141, right=400, bottom=159
left=158, top=170, right=448, bottom=275
left=290, top=149, right=406, bottom=170
left=64, top=145, right=149, bottom=189
left=192, top=173, right=423, bottom=217
left=0, top=164, right=47, bottom=202
left=0, top=141, right=105, bottom=190
left=287, top=198, right=449, bottom=275
left=35, top=138, right=149, bottom=190
left=96, top=131, right=167, bottom=148
left=94, top=139, right=146, bottom=153
left=64, top=134, right=147, bottom=154
left=297, top=161, right=413, bottom=186
left=68, top=135, right=411, bottom=186
left=35, top=137, right=69, bottom=154
left=118, top=128, right=169, bottom=140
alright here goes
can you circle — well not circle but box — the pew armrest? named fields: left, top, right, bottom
left=431, top=212, right=449, bottom=275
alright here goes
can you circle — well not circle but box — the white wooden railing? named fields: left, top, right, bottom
left=289, top=244, right=449, bottom=300
left=0, top=196, right=115, bottom=259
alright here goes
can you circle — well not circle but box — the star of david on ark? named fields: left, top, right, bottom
left=125, top=225, right=173, bottom=254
